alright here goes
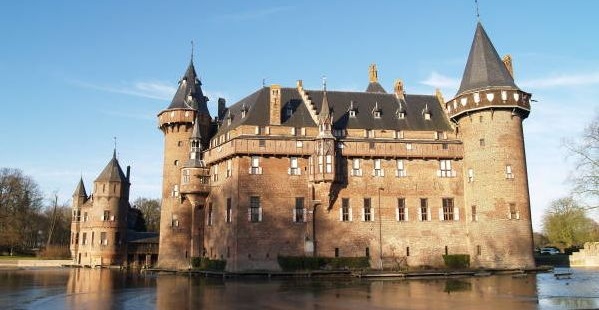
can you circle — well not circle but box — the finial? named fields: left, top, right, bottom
left=190, top=40, right=194, bottom=63
left=262, top=78, right=265, bottom=87
left=322, top=75, right=327, bottom=91
left=475, top=0, right=480, bottom=21
left=113, top=136, right=117, bottom=158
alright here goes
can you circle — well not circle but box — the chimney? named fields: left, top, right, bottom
left=269, top=84, right=281, bottom=125
left=218, top=98, right=226, bottom=119
left=502, top=54, right=514, bottom=77
left=394, top=79, right=405, bottom=100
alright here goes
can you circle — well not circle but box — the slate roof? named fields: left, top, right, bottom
left=456, top=22, right=519, bottom=96
left=166, top=61, right=210, bottom=115
left=214, top=87, right=452, bottom=135
left=95, top=150, right=128, bottom=183
left=73, top=177, right=87, bottom=197
left=366, top=82, right=387, bottom=93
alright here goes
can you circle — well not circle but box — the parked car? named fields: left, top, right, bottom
left=540, top=247, right=560, bottom=255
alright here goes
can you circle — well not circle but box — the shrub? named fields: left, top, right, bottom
left=38, top=245, right=71, bottom=259
left=442, top=254, right=470, bottom=269
left=191, top=257, right=227, bottom=271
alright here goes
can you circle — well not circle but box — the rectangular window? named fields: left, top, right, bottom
left=471, top=205, right=477, bottom=222
left=294, top=197, right=305, bottom=223
left=289, top=157, right=300, bottom=175
left=100, top=232, right=107, bottom=246
left=506, top=165, right=514, bottom=179
left=83, top=212, right=88, bottom=222
left=226, top=198, right=232, bottom=223
left=479, top=138, right=485, bottom=147
left=249, top=196, right=261, bottom=222
left=442, top=198, right=454, bottom=221
left=259, top=140, right=266, bottom=147
left=395, top=130, right=404, bottom=139
left=363, top=198, right=372, bottom=222
left=249, top=156, right=262, bottom=174
left=103, top=210, right=110, bottom=221
left=468, top=168, right=474, bottom=183
left=369, top=142, right=375, bottom=149
left=509, top=203, right=519, bottom=220
left=325, top=155, right=333, bottom=174
left=171, top=214, right=179, bottom=227
left=438, top=160, right=454, bottom=177
left=335, top=248, right=339, bottom=257
left=419, top=198, right=429, bottom=221
left=341, top=198, right=351, bottom=222
left=172, top=184, right=179, bottom=197
left=208, top=203, right=213, bottom=226
left=91, top=232, right=94, bottom=246
left=213, top=164, right=219, bottom=182
left=396, top=159, right=406, bottom=177
left=226, top=159, right=232, bottom=178
left=182, top=169, right=190, bottom=184
left=397, top=198, right=407, bottom=221
left=406, top=143, right=413, bottom=150
left=373, top=159, right=384, bottom=177
left=82, top=232, right=87, bottom=245
left=351, top=158, right=362, bottom=176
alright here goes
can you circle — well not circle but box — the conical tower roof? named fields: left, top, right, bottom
left=73, top=177, right=87, bottom=197
left=318, top=89, right=331, bottom=123
left=456, top=22, right=519, bottom=96
left=166, top=60, right=210, bottom=114
left=95, top=150, right=128, bottom=183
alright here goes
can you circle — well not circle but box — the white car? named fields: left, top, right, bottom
left=540, top=247, right=560, bottom=255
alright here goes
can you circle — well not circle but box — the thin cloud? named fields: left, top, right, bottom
left=420, top=71, right=460, bottom=89
left=215, top=6, right=294, bottom=22
left=521, top=72, right=599, bottom=88
left=70, top=79, right=176, bottom=101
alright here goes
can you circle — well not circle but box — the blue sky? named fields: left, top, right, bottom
left=1, top=1, right=597, bottom=230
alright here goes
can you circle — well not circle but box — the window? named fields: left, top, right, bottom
left=207, top=203, right=213, bottom=226
left=226, top=198, right=232, bottom=223
left=100, top=232, right=107, bottom=246
left=396, top=198, right=408, bottom=221
left=396, top=159, right=406, bottom=177
left=75, top=233, right=79, bottom=245
left=506, top=165, right=514, bottom=179
left=171, top=214, right=179, bottom=227
left=249, top=156, right=262, bottom=174
left=350, top=159, right=362, bottom=176
left=479, top=138, right=485, bottom=147
left=349, top=110, right=356, bottom=118
left=259, top=140, right=266, bottom=147
left=82, top=233, right=87, bottom=245
left=395, top=130, right=404, bottom=139
left=325, top=155, right=333, bottom=174
left=172, top=184, right=179, bottom=197
left=363, top=198, right=373, bottom=222
left=471, top=205, right=478, bottom=222
left=477, top=245, right=481, bottom=256
left=102, top=210, right=110, bottom=221
left=419, top=198, right=429, bottom=221
left=438, top=160, right=454, bottom=177
left=373, top=111, right=381, bottom=118
left=213, top=164, right=219, bottom=182
left=366, top=247, right=370, bottom=257
left=255, top=126, right=261, bottom=135
left=508, top=203, right=519, bottom=220
left=296, top=141, right=303, bottom=148
left=441, top=198, right=455, bottom=221
left=435, top=131, right=444, bottom=140
left=468, top=168, right=474, bottom=183
left=91, top=232, right=94, bottom=246
left=341, top=198, right=352, bottom=222
left=373, top=159, right=384, bottom=177
left=286, top=107, right=293, bottom=117
left=182, top=169, right=190, bottom=184
left=406, top=143, right=413, bottom=151
left=294, top=197, right=306, bottom=223
left=335, top=248, right=340, bottom=257
left=289, top=157, right=300, bottom=175
left=369, top=142, right=375, bottom=149
left=226, top=160, right=232, bottom=178
left=83, top=212, right=88, bottom=222
left=249, top=196, right=262, bottom=222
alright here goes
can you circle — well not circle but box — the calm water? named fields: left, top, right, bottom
left=1, top=267, right=598, bottom=309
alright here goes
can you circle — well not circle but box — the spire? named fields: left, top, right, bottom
left=191, top=111, right=202, bottom=141
left=95, top=151, right=128, bottom=183
left=166, top=53, right=210, bottom=115
left=456, top=22, right=519, bottom=96
left=73, top=177, right=87, bottom=198
left=318, top=84, right=331, bottom=123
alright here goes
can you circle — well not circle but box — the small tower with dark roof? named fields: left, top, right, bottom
left=70, top=177, right=87, bottom=260
left=157, top=54, right=214, bottom=269
left=446, top=22, right=534, bottom=268
left=310, top=86, right=336, bottom=203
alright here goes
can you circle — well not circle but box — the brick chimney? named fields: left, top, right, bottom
left=269, top=84, right=281, bottom=125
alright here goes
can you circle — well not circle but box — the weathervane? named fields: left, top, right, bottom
left=322, top=75, right=327, bottom=91
left=191, top=40, right=194, bottom=62
left=475, top=0, right=480, bottom=21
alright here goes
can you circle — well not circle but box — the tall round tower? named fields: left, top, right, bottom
left=91, top=150, right=130, bottom=265
left=446, top=22, right=534, bottom=268
left=157, top=59, right=212, bottom=269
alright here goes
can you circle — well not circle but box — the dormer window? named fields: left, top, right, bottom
left=349, top=110, right=356, bottom=118
left=372, top=102, right=382, bottom=119
left=241, top=103, right=249, bottom=118
left=286, top=106, right=293, bottom=117
left=422, top=104, right=431, bottom=120
left=348, top=100, right=357, bottom=118
left=396, top=101, right=406, bottom=119
left=374, top=111, right=381, bottom=118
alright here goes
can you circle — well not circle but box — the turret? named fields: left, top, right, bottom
left=180, top=111, right=211, bottom=208
left=310, top=85, right=336, bottom=193
left=446, top=22, right=534, bottom=268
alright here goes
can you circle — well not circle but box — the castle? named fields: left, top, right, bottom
left=71, top=21, right=535, bottom=271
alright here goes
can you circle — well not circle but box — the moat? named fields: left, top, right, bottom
left=1, top=267, right=598, bottom=309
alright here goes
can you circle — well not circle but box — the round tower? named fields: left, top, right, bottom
left=447, top=22, right=534, bottom=268
left=91, top=150, right=130, bottom=265
left=157, top=59, right=212, bottom=269
left=70, top=177, right=87, bottom=261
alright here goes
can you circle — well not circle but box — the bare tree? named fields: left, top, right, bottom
left=565, top=112, right=599, bottom=206
left=542, top=197, right=598, bottom=249
left=133, top=197, right=161, bottom=233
